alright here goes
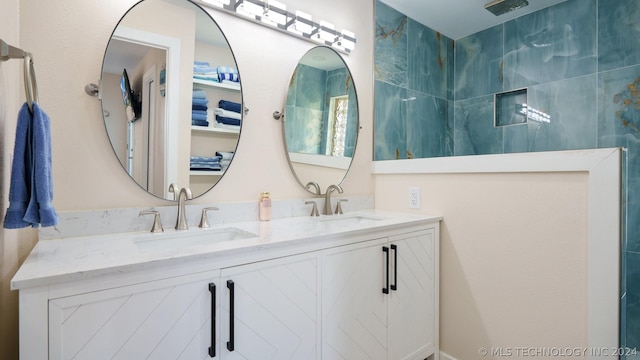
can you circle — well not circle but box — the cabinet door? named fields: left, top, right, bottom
left=220, top=253, right=318, bottom=360
left=388, top=229, right=437, bottom=360
left=322, top=238, right=389, bottom=360
left=49, top=270, right=220, bottom=360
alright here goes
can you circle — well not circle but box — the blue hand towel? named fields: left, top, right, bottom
left=215, top=115, right=242, bottom=126
left=191, top=120, right=209, bottom=127
left=192, top=112, right=208, bottom=122
left=218, top=100, right=242, bottom=113
left=192, top=89, right=208, bottom=99
left=192, top=98, right=209, bottom=107
left=4, top=103, right=58, bottom=228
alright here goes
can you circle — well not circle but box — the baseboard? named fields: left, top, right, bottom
left=440, top=351, right=458, bottom=360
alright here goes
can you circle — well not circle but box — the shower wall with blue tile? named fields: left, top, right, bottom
left=286, top=64, right=357, bottom=157
left=375, top=0, right=639, bottom=351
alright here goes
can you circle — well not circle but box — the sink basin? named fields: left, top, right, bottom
left=317, top=214, right=386, bottom=227
left=134, top=227, right=258, bottom=251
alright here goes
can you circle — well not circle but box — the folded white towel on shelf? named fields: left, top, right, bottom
left=213, top=121, right=240, bottom=131
left=213, top=107, right=242, bottom=120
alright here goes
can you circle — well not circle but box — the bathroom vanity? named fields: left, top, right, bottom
left=12, top=210, right=440, bottom=360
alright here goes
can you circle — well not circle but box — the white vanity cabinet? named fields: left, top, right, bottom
left=13, top=212, right=440, bottom=360
left=321, top=229, right=439, bottom=360
left=45, top=253, right=319, bottom=360
left=219, top=253, right=319, bottom=359
left=48, top=270, right=221, bottom=360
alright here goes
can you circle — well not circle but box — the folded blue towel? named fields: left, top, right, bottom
left=194, top=61, right=210, bottom=67
left=218, top=100, right=242, bottom=113
left=193, top=66, right=218, bottom=74
left=192, top=113, right=208, bottom=122
left=190, top=155, right=222, bottom=163
left=192, top=104, right=208, bottom=111
left=216, top=151, right=234, bottom=160
left=192, top=89, right=208, bottom=99
left=192, top=98, right=209, bottom=107
left=191, top=164, right=222, bottom=171
left=194, top=75, right=219, bottom=82
left=192, top=109, right=207, bottom=116
left=217, top=66, right=238, bottom=74
left=4, top=103, right=58, bottom=228
left=190, top=155, right=223, bottom=170
left=216, top=115, right=241, bottom=126
left=192, top=120, right=209, bottom=127
left=218, top=73, right=239, bottom=82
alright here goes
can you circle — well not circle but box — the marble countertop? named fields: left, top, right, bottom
left=12, top=209, right=441, bottom=290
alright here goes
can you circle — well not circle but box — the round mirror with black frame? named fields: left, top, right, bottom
left=101, top=0, right=243, bottom=201
left=283, top=46, right=359, bottom=195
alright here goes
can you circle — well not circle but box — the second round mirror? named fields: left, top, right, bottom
left=283, top=46, right=359, bottom=194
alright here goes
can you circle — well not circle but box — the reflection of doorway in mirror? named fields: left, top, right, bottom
left=326, top=95, right=349, bottom=157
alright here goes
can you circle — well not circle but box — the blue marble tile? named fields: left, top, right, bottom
left=524, top=75, right=598, bottom=152
left=503, top=123, right=529, bottom=153
left=407, top=19, right=454, bottom=100
left=406, top=90, right=453, bottom=158
left=446, top=100, right=455, bottom=156
left=326, top=68, right=348, bottom=101
left=455, top=25, right=504, bottom=101
left=502, top=0, right=597, bottom=89
left=626, top=251, right=640, bottom=352
left=626, top=179, right=640, bottom=253
left=622, top=250, right=628, bottom=351
left=454, top=95, right=503, bottom=156
left=375, top=0, right=407, bottom=87
left=375, top=80, right=407, bottom=160
left=598, top=65, right=640, bottom=252
left=598, top=0, right=640, bottom=72
left=284, top=106, right=324, bottom=154
left=294, top=64, right=326, bottom=111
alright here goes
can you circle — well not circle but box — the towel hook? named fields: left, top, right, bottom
left=0, top=39, right=38, bottom=113
left=23, top=53, right=38, bottom=113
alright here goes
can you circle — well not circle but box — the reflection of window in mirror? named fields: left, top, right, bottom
left=327, top=95, right=349, bottom=157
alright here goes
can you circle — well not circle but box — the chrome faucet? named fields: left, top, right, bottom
left=175, top=187, right=193, bottom=230
left=323, top=184, right=343, bottom=215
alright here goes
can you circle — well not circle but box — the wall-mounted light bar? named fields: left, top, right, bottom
left=199, top=0, right=356, bottom=54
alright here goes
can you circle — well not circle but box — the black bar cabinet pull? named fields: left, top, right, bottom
left=382, top=246, right=389, bottom=294
left=208, top=283, right=216, bottom=358
left=390, top=244, right=398, bottom=291
left=226, top=280, right=235, bottom=352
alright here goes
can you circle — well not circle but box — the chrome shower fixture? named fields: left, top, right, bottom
left=484, top=0, right=529, bottom=16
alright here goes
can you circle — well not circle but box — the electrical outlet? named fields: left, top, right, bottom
left=408, top=187, right=421, bottom=209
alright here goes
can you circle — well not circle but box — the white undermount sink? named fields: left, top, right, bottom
left=317, top=214, right=386, bottom=227
left=133, top=227, right=258, bottom=251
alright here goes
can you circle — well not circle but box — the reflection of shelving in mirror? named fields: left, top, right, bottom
left=193, top=78, right=241, bottom=91
left=191, top=125, right=240, bottom=135
left=190, top=170, right=225, bottom=176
